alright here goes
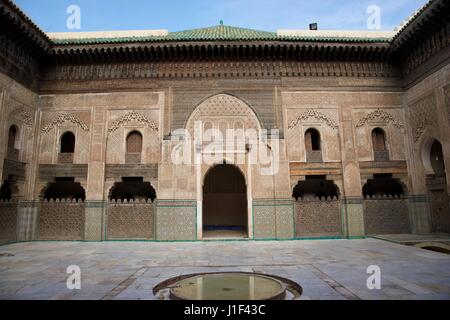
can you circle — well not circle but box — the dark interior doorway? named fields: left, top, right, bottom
left=426, top=140, right=450, bottom=233
left=203, top=164, right=247, bottom=239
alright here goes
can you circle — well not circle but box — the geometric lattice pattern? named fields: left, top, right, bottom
left=156, top=205, right=196, bottom=240
left=253, top=201, right=294, bottom=239
left=428, top=190, right=450, bottom=233
left=185, top=94, right=261, bottom=133
left=363, top=199, right=411, bottom=235
left=0, top=201, right=18, bottom=244
left=253, top=206, right=276, bottom=239
left=295, top=200, right=342, bottom=237
left=107, top=201, right=155, bottom=240
left=37, top=201, right=85, bottom=240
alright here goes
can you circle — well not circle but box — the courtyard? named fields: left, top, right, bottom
left=0, top=238, right=449, bottom=300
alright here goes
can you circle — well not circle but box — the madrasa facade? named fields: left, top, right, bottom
left=0, top=0, right=449, bottom=243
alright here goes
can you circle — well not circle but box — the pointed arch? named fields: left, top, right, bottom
left=372, top=127, right=387, bottom=151
left=185, top=93, right=262, bottom=133
left=7, top=125, right=19, bottom=149
left=60, top=131, right=75, bottom=153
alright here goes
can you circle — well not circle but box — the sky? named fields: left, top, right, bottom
left=13, top=0, right=429, bottom=33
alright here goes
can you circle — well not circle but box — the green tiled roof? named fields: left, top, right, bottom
left=51, top=24, right=392, bottom=45
left=168, top=24, right=277, bottom=41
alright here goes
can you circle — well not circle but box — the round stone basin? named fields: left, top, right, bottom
left=169, top=272, right=286, bottom=300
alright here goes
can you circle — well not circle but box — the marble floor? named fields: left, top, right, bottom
left=0, top=238, right=449, bottom=300
left=202, top=229, right=248, bottom=239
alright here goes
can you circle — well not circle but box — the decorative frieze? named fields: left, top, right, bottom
left=107, top=111, right=158, bottom=134
left=186, top=93, right=261, bottom=132
left=43, top=60, right=399, bottom=82
left=41, top=113, right=89, bottom=134
left=8, top=106, right=34, bottom=127
left=355, top=108, right=404, bottom=129
left=288, top=109, right=339, bottom=130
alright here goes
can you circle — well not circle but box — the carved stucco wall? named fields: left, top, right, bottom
left=0, top=72, right=38, bottom=203
left=5, top=99, right=35, bottom=163
left=171, top=89, right=276, bottom=133
left=185, top=93, right=262, bottom=133
left=159, top=93, right=291, bottom=200
left=409, top=95, right=438, bottom=144
left=404, top=63, right=450, bottom=195
left=285, top=106, right=340, bottom=162
left=353, top=108, right=406, bottom=161
left=106, top=110, right=160, bottom=164
left=38, top=111, right=91, bottom=164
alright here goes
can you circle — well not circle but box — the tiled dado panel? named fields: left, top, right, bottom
left=363, top=198, right=411, bottom=235
left=37, top=201, right=85, bottom=240
left=0, top=201, right=18, bottom=244
left=155, top=200, right=196, bottom=241
left=106, top=201, right=155, bottom=240
left=294, top=200, right=343, bottom=237
left=253, top=200, right=294, bottom=240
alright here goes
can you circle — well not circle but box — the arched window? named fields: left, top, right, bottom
left=305, top=128, right=321, bottom=151
left=372, top=128, right=389, bottom=161
left=372, top=128, right=386, bottom=151
left=305, top=128, right=322, bottom=162
left=126, top=131, right=143, bottom=153
left=7, top=126, right=17, bottom=149
left=60, top=132, right=75, bottom=153
left=58, top=132, right=75, bottom=164
left=430, top=140, right=445, bottom=176
left=0, top=179, right=12, bottom=200
left=126, top=131, right=143, bottom=164
left=6, top=125, right=20, bottom=160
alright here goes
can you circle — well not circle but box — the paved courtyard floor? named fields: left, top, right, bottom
left=0, top=238, right=449, bottom=300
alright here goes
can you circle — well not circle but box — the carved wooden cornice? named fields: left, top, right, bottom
left=43, top=60, right=400, bottom=82
left=0, top=0, right=449, bottom=91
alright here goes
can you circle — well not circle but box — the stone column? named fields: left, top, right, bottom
left=16, top=101, right=40, bottom=241
left=339, top=105, right=365, bottom=238
left=403, top=97, right=431, bottom=234
left=195, top=145, right=202, bottom=240
left=0, top=90, right=6, bottom=184
left=84, top=108, right=107, bottom=240
left=435, top=87, right=450, bottom=192
left=435, top=86, right=450, bottom=225
left=246, top=148, right=253, bottom=239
